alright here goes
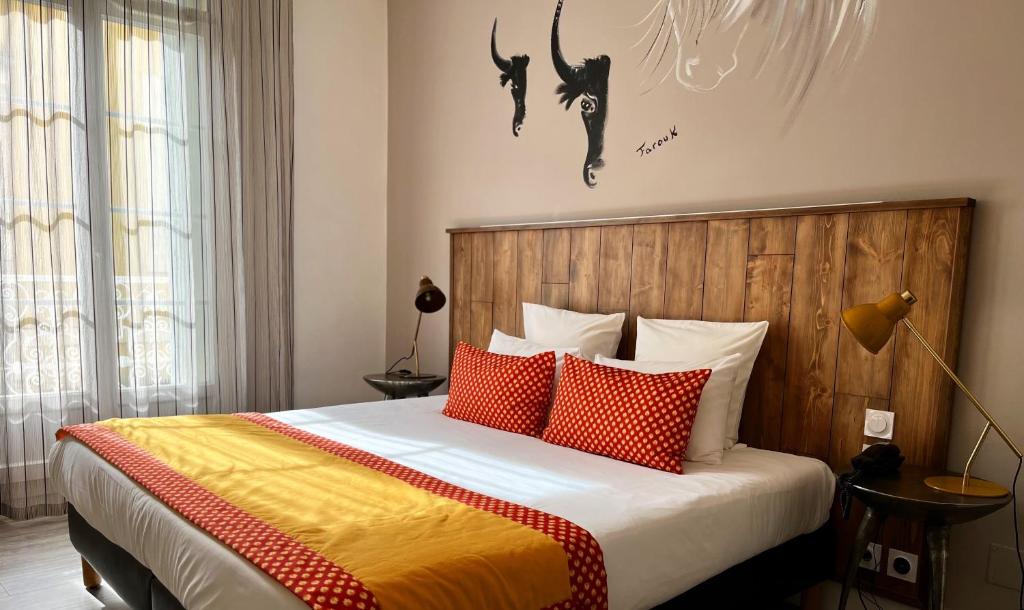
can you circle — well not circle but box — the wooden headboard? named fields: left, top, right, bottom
left=447, top=198, right=973, bottom=473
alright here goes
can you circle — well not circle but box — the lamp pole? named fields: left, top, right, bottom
left=412, top=311, right=423, bottom=377
left=900, top=317, right=1022, bottom=493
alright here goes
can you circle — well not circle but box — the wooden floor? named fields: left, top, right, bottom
left=0, top=516, right=128, bottom=610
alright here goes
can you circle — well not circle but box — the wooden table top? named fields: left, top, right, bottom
left=846, top=464, right=1011, bottom=525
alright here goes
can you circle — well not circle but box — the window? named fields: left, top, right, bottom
left=101, top=3, right=210, bottom=407
left=1, top=0, right=211, bottom=416
left=2, top=0, right=291, bottom=520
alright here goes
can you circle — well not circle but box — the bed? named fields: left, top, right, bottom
left=52, top=396, right=833, bottom=610
left=52, top=197, right=973, bottom=609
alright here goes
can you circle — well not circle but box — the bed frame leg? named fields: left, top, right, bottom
left=81, top=556, right=102, bottom=589
left=800, top=582, right=823, bottom=610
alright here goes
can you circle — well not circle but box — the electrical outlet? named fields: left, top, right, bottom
left=864, top=409, right=894, bottom=440
left=862, top=441, right=888, bottom=452
left=860, top=542, right=883, bottom=572
left=888, top=549, right=918, bottom=583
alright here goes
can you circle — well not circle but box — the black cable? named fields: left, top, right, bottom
left=856, top=515, right=885, bottom=610
left=384, top=350, right=414, bottom=375
left=1012, top=456, right=1023, bottom=610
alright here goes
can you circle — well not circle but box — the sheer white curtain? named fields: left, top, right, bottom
left=0, top=0, right=293, bottom=520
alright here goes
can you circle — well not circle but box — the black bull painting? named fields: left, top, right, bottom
left=491, top=19, right=530, bottom=137
left=489, top=2, right=611, bottom=189
left=552, top=0, right=610, bottom=189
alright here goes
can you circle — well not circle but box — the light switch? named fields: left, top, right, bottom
left=864, top=409, right=894, bottom=440
left=986, top=544, right=1022, bottom=590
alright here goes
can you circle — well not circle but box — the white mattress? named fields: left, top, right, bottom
left=50, top=396, right=834, bottom=610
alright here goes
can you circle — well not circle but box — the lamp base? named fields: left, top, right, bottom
left=924, top=475, right=1009, bottom=498
left=394, top=372, right=439, bottom=380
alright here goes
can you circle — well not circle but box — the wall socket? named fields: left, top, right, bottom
left=888, top=549, right=919, bottom=583
left=860, top=542, right=883, bottom=572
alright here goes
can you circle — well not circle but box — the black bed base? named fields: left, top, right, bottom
left=655, top=524, right=833, bottom=609
left=68, top=505, right=185, bottom=610
left=68, top=503, right=831, bottom=610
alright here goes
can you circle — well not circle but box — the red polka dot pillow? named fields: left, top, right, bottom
left=542, top=355, right=712, bottom=473
left=443, top=342, right=556, bottom=437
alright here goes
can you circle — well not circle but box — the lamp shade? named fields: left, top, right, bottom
left=414, top=276, right=446, bottom=314
left=840, top=290, right=917, bottom=354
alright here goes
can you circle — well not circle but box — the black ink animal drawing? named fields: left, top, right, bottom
left=491, top=19, right=530, bottom=137
left=551, top=0, right=610, bottom=188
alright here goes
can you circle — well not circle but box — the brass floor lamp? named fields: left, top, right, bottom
left=841, top=290, right=1022, bottom=497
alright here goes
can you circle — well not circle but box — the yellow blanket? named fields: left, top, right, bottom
left=58, top=413, right=607, bottom=610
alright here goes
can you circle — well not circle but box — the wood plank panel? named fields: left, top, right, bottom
left=890, top=207, right=971, bottom=467
left=450, top=234, right=471, bottom=357
left=543, top=228, right=571, bottom=284
left=780, top=214, right=849, bottom=459
left=599, top=225, right=633, bottom=358
left=835, top=210, right=907, bottom=400
left=702, top=219, right=749, bottom=321
left=739, top=254, right=794, bottom=450
left=626, top=224, right=668, bottom=358
left=597, top=225, right=634, bottom=315
left=749, top=217, right=796, bottom=255
left=492, top=231, right=518, bottom=335
left=828, top=393, right=889, bottom=471
left=569, top=227, right=601, bottom=313
left=663, top=222, right=707, bottom=320
left=542, top=284, right=569, bottom=309
left=451, top=201, right=970, bottom=478
left=516, top=230, right=543, bottom=337
left=471, top=232, right=493, bottom=302
left=449, top=200, right=973, bottom=610
left=470, top=301, right=492, bottom=349
left=446, top=198, right=973, bottom=233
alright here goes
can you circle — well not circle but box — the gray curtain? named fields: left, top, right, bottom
left=0, top=0, right=293, bottom=520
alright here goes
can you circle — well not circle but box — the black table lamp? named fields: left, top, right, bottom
left=386, top=276, right=446, bottom=379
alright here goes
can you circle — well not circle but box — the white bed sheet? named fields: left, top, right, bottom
left=50, top=396, right=835, bottom=610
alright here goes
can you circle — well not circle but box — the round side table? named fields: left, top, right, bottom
left=363, top=373, right=446, bottom=400
left=838, top=464, right=1011, bottom=610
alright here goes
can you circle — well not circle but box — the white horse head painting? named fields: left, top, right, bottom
left=634, top=0, right=877, bottom=119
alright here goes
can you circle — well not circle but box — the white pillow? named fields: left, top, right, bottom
left=487, top=329, right=580, bottom=387
left=522, top=303, right=625, bottom=360
left=635, top=317, right=769, bottom=449
left=595, top=354, right=740, bottom=465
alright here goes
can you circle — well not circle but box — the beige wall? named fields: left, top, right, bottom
left=294, top=0, right=388, bottom=408
left=387, top=1, right=1024, bottom=607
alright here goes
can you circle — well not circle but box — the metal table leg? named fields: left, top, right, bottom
left=925, top=524, right=950, bottom=610
left=839, top=506, right=886, bottom=610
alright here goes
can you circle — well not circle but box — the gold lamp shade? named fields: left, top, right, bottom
left=840, top=291, right=917, bottom=354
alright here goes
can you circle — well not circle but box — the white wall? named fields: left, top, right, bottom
left=386, top=1, right=1024, bottom=608
left=293, top=0, right=388, bottom=408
